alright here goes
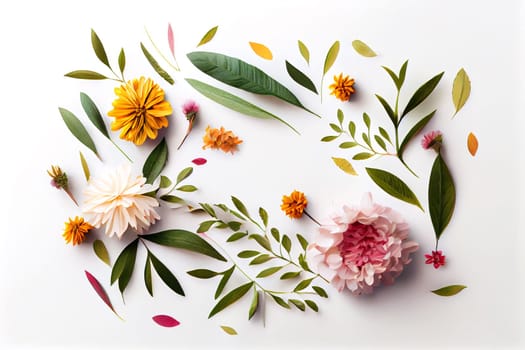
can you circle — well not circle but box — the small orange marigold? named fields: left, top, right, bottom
left=202, top=126, right=242, bottom=154
left=329, top=73, right=355, bottom=102
left=63, top=216, right=93, bottom=246
left=281, top=190, right=307, bottom=219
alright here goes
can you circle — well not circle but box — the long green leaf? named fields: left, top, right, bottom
left=352, top=40, right=377, bottom=57
left=64, top=70, right=109, bottom=80
left=80, top=92, right=109, bottom=138
left=399, top=110, right=436, bottom=158
left=452, top=68, right=471, bottom=116
left=140, top=42, right=174, bottom=85
left=323, top=41, right=340, bottom=74
left=398, top=60, right=408, bottom=87
left=141, top=230, right=226, bottom=261
left=248, top=289, right=259, bottom=320
left=382, top=66, right=400, bottom=89
left=149, top=251, right=185, bottom=296
left=58, top=107, right=99, bottom=158
left=401, top=72, right=444, bottom=118
left=113, top=239, right=139, bottom=294
left=215, top=265, right=235, bottom=299
left=197, top=25, right=218, bottom=47
left=185, top=78, right=299, bottom=134
left=285, top=60, right=317, bottom=94
left=428, top=154, right=456, bottom=240
left=91, top=29, right=110, bottom=68
left=298, top=40, right=310, bottom=65
left=209, top=282, right=254, bottom=318
left=187, top=51, right=307, bottom=111
left=144, top=256, right=153, bottom=296
left=366, top=168, right=423, bottom=210
left=142, top=138, right=168, bottom=184
left=431, top=284, right=466, bottom=297
left=187, top=269, right=220, bottom=279
left=375, top=94, right=396, bottom=125
left=93, top=239, right=110, bottom=266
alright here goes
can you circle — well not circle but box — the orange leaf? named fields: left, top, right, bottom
left=467, top=132, right=478, bottom=156
left=249, top=42, right=273, bottom=60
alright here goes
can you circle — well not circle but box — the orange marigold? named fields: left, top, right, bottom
left=329, top=73, right=355, bottom=102
left=202, top=126, right=242, bottom=154
left=63, top=216, right=93, bottom=246
left=281, top=190, right=308, bottom=219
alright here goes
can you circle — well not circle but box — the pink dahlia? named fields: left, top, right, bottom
left=307, top=193, right=419, bottom=295
left=421, top=130, right=442, bottom=150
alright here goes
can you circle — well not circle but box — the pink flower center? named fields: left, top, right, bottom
left=339, top=222, right=387, bottom=267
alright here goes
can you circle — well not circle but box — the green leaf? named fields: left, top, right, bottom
left=185, top=78, right=299, bottom=134
left=197, top=220, right=218, bottom=233
left=374, top=135, right=387, bottom=151
left=298, top=253, right=309, bottom=270
left=312, top=286, right=328, bottom=298
left=339, top=141, right=358, bottom=149
left=366, top=168, right=423, bottom=210
left=332, top=157, right=357, bottom=175
left=176, top=167, right=193, bottom=184
left=323, top=41, right=340, bottom=74
left=144, top=256, right=153, bottom=296
left=248, top=289, right=259, bottom=320
left=64, top=70, right=109, bottom=80
left=296, top=234, right=309, bottom=251
left=227, top=231, right=248, bottom=242
left=197, top=25, right=218, bottom=47
left=348, top=121, right=356, bottom=138
left=149, top=251, right=184, bottom=296
left=431, top=284, right=466, bottom=297
left=238, top=250, right=260, bottom=258
left=215, top=266, right=235, bottom=299
left=280, top=271, right=301, bottom=280
left=363, top=113, right=371, bottom=129
left=329, top=123, right=342, bottom=133
left=160, top=176, right=172, bottom=188
left=362, top=133, right=371, bottom=148
left=293, top=278, right=314, bottom=292
left=250, top=254, right=272, bottom=265
left=256, top=265, right=284, bottom=278
left=401, top=72, right=444, bottom=118
left=375, top=94, right=396, bottom=125
left=452, top=68, right=471, bottom=116
left=80, top=92, right=109, bottom=138
left=220, top=325, right=238, bottom=335
left=249, top=234, right=272, bottom=251
left=93, top=239, right=110, bottom=266
left=141, top=230, right=226, bottom=261
left=398, top=110, right=436, bottom=159
left=142, top=138, right=168, bottom=184
left=176, top=185, right=197, bottom=192
left=321, top=135, right=338, bottom=142
left=111, top=239, right=138, bottom=295
left=187, top=52, right=308, bottom=112
left=187, top=269, right=220, bottom=279
left=259, top=207, right=268, bottom=227
left=379, top=127, right=392, bottom=145
left=270, top=227, right=280, bottom=242
left=382, top=66, right=400, bottom=90
left=160, top=195, right=184, bottom=204
left=140, top=42, right=174, bottom=85
left=353, top=152, right=374, bottom=160
left=231, top=196, right=249, bottom=218
left=209, top=282, right=253, bottom=318
left=305, top=300, right=319, bottom=312
left=352, top=39, right=377, bottom=57
left=281, top=235, right=292, bottom=253
left=200, top=203, right=216, bottom=217
left=289, top=299, right=306, bottom=311
left=79, top=151, right=90, bottom=181
left=91, top=29, right=110, bottom=68
left=271, top=295, right=290, bottom=309
left=285, top=60, right=317, bottom=94
left=428, top=154, right=456, bottom=240
left=58, top=107, right=99, bottom=158
left=398, top=60, right=408, bottom=87
left=298, top=40, right=310, bottom=65
left=118, top=48, right=126, bottom=76
left=337, top=109, right=344, bottom=125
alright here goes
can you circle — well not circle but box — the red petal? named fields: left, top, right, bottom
left=168, top=23, right=175, bottom=57
left=85, top=270, right=122, bottom=319
left=152, top=314, right=180, bottom=327
left=192, top=158, right=207, bottom=165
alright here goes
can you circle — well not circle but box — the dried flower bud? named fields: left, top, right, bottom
left=47, top=165, right=69, bottom=190
left=182, top=100, right=199, bottom=120
left=421, top=130, right=443, bottom=153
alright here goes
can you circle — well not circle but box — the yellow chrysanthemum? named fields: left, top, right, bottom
left=281, top=190, right=308, bottom=219
left=108, top=77, right=172, bottom=145
left=329, top=73, right=355, bottom=102
left=202, top=126, right=243, bottom=154
left=63, top=216, right=93, bottom=246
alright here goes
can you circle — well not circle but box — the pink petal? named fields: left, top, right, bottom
left=152, top=314, right=180, bottom=327
left=192, top=158, right=207, bottom=165
left=168, top=23, right=175, bottom=57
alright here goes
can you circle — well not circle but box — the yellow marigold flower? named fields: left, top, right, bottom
left=202, top=125, right=243, bottom=154
left=63, top=216, right=93, bottom=246
left=329, top=73, right=355, bottom=102
left=281, top=190, right=308, bottom=219
left=108, top=77, right=172, bottom=145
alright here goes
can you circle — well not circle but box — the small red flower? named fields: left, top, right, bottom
left=425, top=250, right=446, bottom=269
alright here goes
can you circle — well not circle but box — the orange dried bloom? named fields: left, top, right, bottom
left=63, top=216, right=93, bottom=246
left=281, top=190, right=308, bottom=219
left=202, top=126, right=243, bottom=154
left=329, top=73, right=355, bottom=102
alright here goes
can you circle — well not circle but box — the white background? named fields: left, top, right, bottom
left=0, top=0, right=524, bottom=349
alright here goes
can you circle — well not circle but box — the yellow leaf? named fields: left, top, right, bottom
left=220, top=325, right=237, bottom=335
left=331, top=157, right=358, bottom=176
left=249, top=42, right=273, bottom=60
left=467, top=132, right=478, bottom=156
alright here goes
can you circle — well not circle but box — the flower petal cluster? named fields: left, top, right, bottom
left=425, top=250, right=446, bottom=269
left=281, top=190, right=308, bottom=219
left=63, top=216, right=93, bottom=245
left=421, top=130, right=442, bottom=151
left=202, top=125, right=242, bottom=154
left=329, top=73, right=355, bottom=102
left=307, top=193, right=419, bottom=295
left=83, top=165, right=160, bottom=238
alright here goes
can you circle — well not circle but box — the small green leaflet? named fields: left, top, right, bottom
left=285, top=60, right=317, bottom=94
left=93, top=239, right=110, bottom=266
left=256, top=266, right=283, bottom=278
left=187, top=269, right=220, bottom=279
left=160, top=175, right=172, bottom=188
left=366, top=168, right=423, bottom=210
left=80, top=92, right=109, bottom=138
left=91, top=29, right=110, bottom=68
left=118, top=48, right=126, bottom=76
left=401, top=72, right=444, bottom=118
left=431, top=284, right=466, bottom=297
left=289, top=299, right=305, bottom=312
left=259, top=207, right=268, bottom=227
left=197, top=25, right=218, bottom=47
left=215, top=265, right=235, bottom=299
left=144, top=256, right=153, bottom=296
left=64, top=70, right=109, bottom=80
left=351, top=40, right=377, bottom=57
left=220, top=325, right=238, bottom=335
left=79, top=151, right=90, bottom=181
left=142, top=138, right=168, bottom=184
left=176, top=167, right=193, bottom=184
left=452, top=68, right=471, bottom=116
left=428, top=154, right=456, bottom=240
left=331, top=157, right=357, bottom=175
left=185, top=78, right=299, bottom=134
left=58, top=107, right=100, bottom=159
left=248, top=289, right=259, bottom=320
left=140, top=42, right=174, bottom=85
left=209, top=282, right=254, bottom=318
left=298, top=40, right=310, bottom=65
